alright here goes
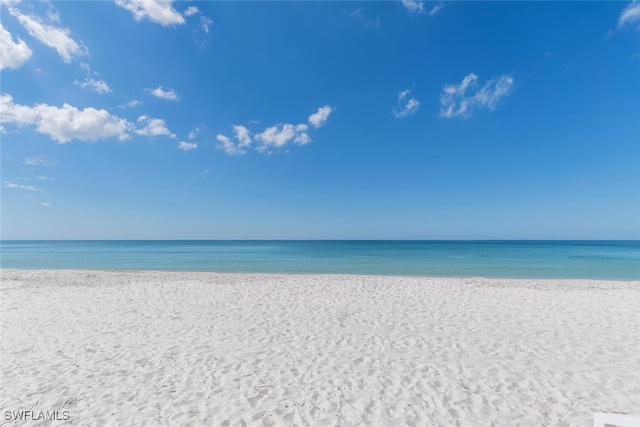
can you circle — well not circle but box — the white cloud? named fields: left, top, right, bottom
left=294, top=132, right=311, bottom=145
left=1, top=94, right=131, bottom=143
left=0, top=93, right=39, bottom=125
left=233, top=125, right=252, bottom=147
left=392, top=88, right=420, bottom=118
left=74, top=77, right=112, bottom=94
left=178, top=141, right=197, bottom=150
left=215, top=125, right=254, bottom=155
left=24, top=156, right=54, bottom=167
left=440, top=73, right=514, bottom=119
left=33, top=104, right=130, bottom=143
left=474, top=75, right=514, bottom=108
left=618, top=1, right=640, bottom=29
left=3, top=181, right=42, bottom=191
left=184, top=6, right=199, bottom=17
left=308, top=105, right=333, bottom=128
left=0, top=22, right=32, bottom=70
left=40, top=202, right=51, bottom=207
left=146, top=86, right=180, bottom=101
left=217, top=106, right=331, bottom=155
left=6, top=5, right=85, bottom=62
left=135, top=115, right=175, bottom=138
left=254, top=123, right=311, bottom=151
left=2, top=94, right=178, bottom=143
left=115, top=0, right=185, bottom=26
left=429, top=3, right=444, bottom=17
left=36, top=176, right=57, bottom=181
left=402, top=0, right=424, bottom=15
left=216, top=134, right=246, bottom=156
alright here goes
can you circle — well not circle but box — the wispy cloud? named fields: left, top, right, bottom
left=24, top=193, right=52, bottom=207
left=24, top=156, right=54, bottom=167
left=119, top=99, right=141, bottom=109
left=44, top=1, right=60, bottom=23
left=429, top=3, right=444, bottom=17
left=401, top=0, right=424, bottom=15
left=184, top=6, right=199, bottom=17
left=3, top=181, right=42, bottom=191
left=1, top=94, right=131, bottom=143
left=440, top=73, right=514, bottom=119
left=392, top=88, right=420, bottom=118
left=74, top=77, right=112, bottom=94
left=187, top=168, right=209, bottom=179
left=115, top=0, right=185, bottom=26
left=135, top=115, right=175, bottom=138
left=36, top=175, right=57, bottom=181
left=618, top=1, right=640, bottom=30
left=200, top=16, right=213, bottom=34
left=188, top=127, right=199, bottom=139
left=178, top=141, right=197, bottom=150
left=346, top=7, right=363, bottom=18
left=0, top=22, right=32, bottom=70
left=308, top=106, right=334, bottom=128
left=146, top=86, right=180, bottom=101
left=177, top=4, right=212, bottom=35
left=346, top=8, right=380, bottom=29
left=5, top=3, right=86, bottom=62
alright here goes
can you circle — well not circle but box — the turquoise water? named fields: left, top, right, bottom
left=0, top=240, right=638, bottom=280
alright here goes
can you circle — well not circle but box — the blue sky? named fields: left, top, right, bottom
left=1, top=0, right=639, bottom=240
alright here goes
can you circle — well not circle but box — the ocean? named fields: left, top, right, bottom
left=1, top=240, right=638, bottom=280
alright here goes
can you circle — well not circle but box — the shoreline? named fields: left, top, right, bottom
left=2, top=267, right=639, bottom=282
left=2, top=269, right=639, bottom=425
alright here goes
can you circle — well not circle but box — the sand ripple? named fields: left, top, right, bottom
left=1, top=270, right=639, bottom=426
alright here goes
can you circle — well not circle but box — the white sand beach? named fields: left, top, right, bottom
left=1, top=270, right=639, bottom=426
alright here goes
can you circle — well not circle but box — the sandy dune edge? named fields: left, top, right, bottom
left=1, top=270, right=639, bottom=426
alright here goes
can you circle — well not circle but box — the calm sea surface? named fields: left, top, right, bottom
left=0, top=240, right=638, bottom=280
